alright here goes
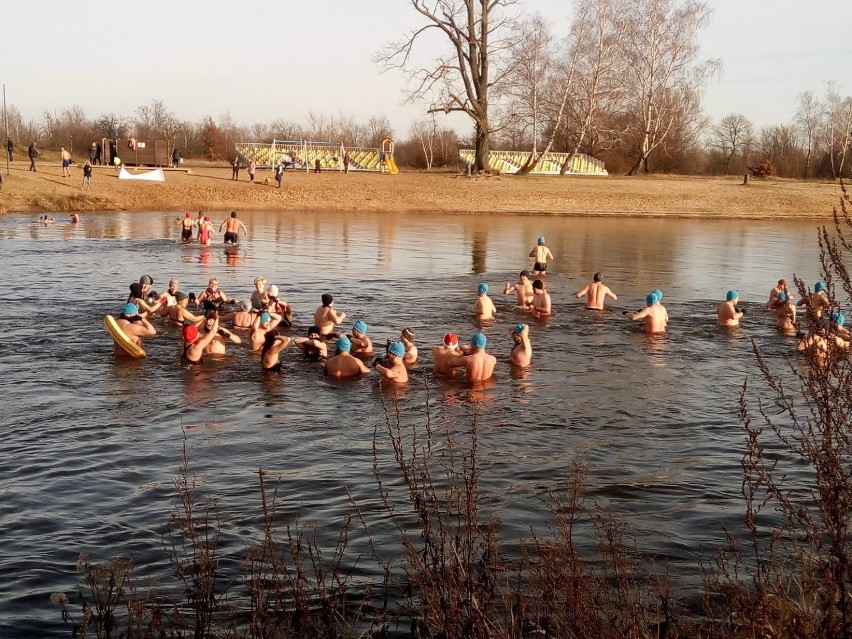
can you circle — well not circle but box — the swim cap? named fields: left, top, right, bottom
left=204, top=216, right=210, bottom=222
left=831, top=311, right=845, bottom=326
left=646, top=293, right=659, bottom=306
left=387, top=341, right=405, bottom=357
left=122, top=303, right=139, bottom=316
left=402, top=327, right=415, bottom=339
left=260, top=312, right=271, bottom=324
left=169, top=278, right=179, bottom=288
left=336, top=336, right=352, bottom=352
left=268, top=285, right=279, bottom=297
left=443, top=333, right=459, bottom=347
left=471, top=332, right=487, bottom=348
left=240, top=299, right=251, bottom=311
left=815, top=281, right=827, bottom=292
left=139, top=275, right=153, bottom=286
left=308, top=325, right=322, bottom=336
left=513, top=323, right=526, bottom=335
left=353, top=320, right=368, bottom=335
left=176, top=292, right=189, bottom=302
left=538, top=236, right=545, bottom=245
left=653, top=289, right=663, bottom=301
left=478, top=283, right=489, bottom=295
left=778, top=291, right=788, bottom=302
left=182, top=324, right=199, bottom=342
left=726, top=290, right=738, bottom=302
left=185, top=211, right=191, bottom=218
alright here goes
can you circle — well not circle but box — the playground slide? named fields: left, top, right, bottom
left=386, top=157, right=398, bottom=175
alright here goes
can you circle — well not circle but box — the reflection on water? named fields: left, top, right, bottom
left=0, top=210, right=826, bottom=636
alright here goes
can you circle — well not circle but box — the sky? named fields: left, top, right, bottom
left=1, top=0, right=850, bottom=140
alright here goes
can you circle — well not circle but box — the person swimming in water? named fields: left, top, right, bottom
left=219, top=211, right=248, bottom=245
left=178, top=212, right=195, bottom=243
left=295, top=326, right=328, bottom=361
left=509, top=323, right=532, bottom=366
left=625, top=292, right=668, bottom=334
left=231, top=300, right=256, bottom=329
left=432, top=333, right=462, bottom=375
left=767, top=278, right=788, bottom=308
left=797, top=281, right=832, bottom=319
left=575, top=272, right=618, bottom=310
left=530, top=279, right=552, bottom=317
left=718, top=290, right=745, bottom=327
left=375, top=341, right=409, bottom=383
left=114, top=303, right=156, bottom=356
left=314, top=293, right=346, bottom=338
left=180, top=318, right=221, bottom=366
left=167, top=292, right=205, bottom=327
left=325, top=336, right=371, bottom=378
left=398, top=327, right=417, bottom=364
left=199, top=310, right=242, bottom=355
left=260, top=330, right=291, bottom=372
left=250, top=276, right=268, bottom=310
left=474, top=283, right=497, bottom=321
left=529, top=236, right=553, bottom=276
left=350, top=320, right=373, bottom=356
left=197, top=277, right=237, bottom=310
left=446, top=332, right=497, bottom=382
left=198, top=216, right=215, bottom=246
left=250, top=311, right=283, bottom=351
left=266, top=285, right=292, bottom=326
left=771, top=290, right=797, bottom=333
left=504, top=270, right=534, bottom=307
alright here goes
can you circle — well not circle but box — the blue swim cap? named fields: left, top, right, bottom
left=538, top=236, right=545, bottom=245
left=387, top=340, right=405, bottom=357
left=777, top=291, right=788, bottom=302
left=646, top=293, right=659, bottom=306
left=353, top=320, right=368, bottom=335
left=260, top=312, right=271, bottom=324
left=471, top=332, right=487, bottom=348
left=726, top=290, right=738, bottom=302
left=653, top=288, right=663, bottom=301
left=122, top=303, right=138, bottom=315
left=513, top=323, right=525, bottom=335
left=336, top=336, right=351, bottom=352
left=478, top=283, right=489, bottom=295
left=831, top=311, right=845, bottom=326
left=815, top=281, right=827, bottom=293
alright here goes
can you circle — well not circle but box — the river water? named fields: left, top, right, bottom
left=0, top=210, right=827, bottom=636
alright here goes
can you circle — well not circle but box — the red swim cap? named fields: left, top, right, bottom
left=204, top=216, right=210, bottom=221
left=182, top=325, right=199, bottom=342
left=185, top=211, right=191, bottom=217
left=443, top=333, right=459, bottom=346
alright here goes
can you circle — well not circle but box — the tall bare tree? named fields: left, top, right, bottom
left=410, top=118, right=437, bottom=169
left=621, top=0, right=719, bottom=175
left=822, top=87, right=852, bottom=179
left=710, top=113, right=753, bottom=175
left=378, top=0, right=519, bottom=172
left=796, top=91, right=823, bottom=179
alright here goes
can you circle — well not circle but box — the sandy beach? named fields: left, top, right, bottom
left=0, top=161, right=841, bottom=218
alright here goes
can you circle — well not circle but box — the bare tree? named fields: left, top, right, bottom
left=94, top=113, right=128, bottom=139
left=268, top=118, right=303, bottom=141
left=710, top=113, right=754, bottom=175
left=621, top=0, right=719, bottom=175
left=134, top=99, right=180, bottom=142
left=756, top=124, right=801, bottom=177
left=796, top=91, right=823, bottom=179
left=822, top=89, right=852, bottom=179
left=378, top=0, right=519, bottom=172
left=365, top=115, right=393, bottom=148
left=410, top=118, right=437, bottom=169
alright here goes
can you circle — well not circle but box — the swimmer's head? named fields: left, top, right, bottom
left=122, top=303, right=139, bottom=316
left=533, top=279, right=544, bottom=291
left=778, top=278, right=787, bottom=287
left=353, top=320, right=368, bottom=335
left=208, top=277, right=219, bottom=287
left=260, top=312, right=271, bottom=325
left=336, top=336, right=352, bottom=353
left=537, top=236, right=545, bottom=245
left=182, top=324, right=199, bottom=343
left=443, top=333, right=459, bottom=347
left=778, top=291, right=788, bottom=302
left=185, top=211, right=192, bottom=218
left=593, top=272, right=602, bottom=282
left=832, top=311, right=846, bottom=326
left=646, top=293, right=659, bottom=306
left=240, top=299, right=251, bottom=311
left=520, top=270, right=531, bottom=280
left=204, top=216, right=210, bottom=222
left=513, top=323, right=526, bottom=335
left=254, top=276, right=266, bottom=288
left=322, top=293, right=333, bottom=307
left=168, top=278, right=179, bottom=290
left=653, top=288, right=663, bottom=301
left=402, top=327, right=415, bottom=340
left=726, top=290, right=739, bottom=302
left=268, top=285, right=279, bottom=298
left=176, top=292, right=189, bottom=303
left=815, top=281, right=827, bottom=293
left=308, top=325, right=322, bottom=337
left=231, top=211, right=237, bottom=218
left=387, top=341, right=405, bottom=358
left=471, top=332, right=487, bottom=349
left=478, top=283, right=489, bottom=296
left=139, top=275, right=154, bottom=287
left=129, top=282, right=145, bottom=299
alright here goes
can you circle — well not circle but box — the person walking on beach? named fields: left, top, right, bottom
left=95, top=141, right=102, bottom=165
left=343, top=150, right=350, bottom=174
left=28, top=142, right=38, bottom=172
left=575, top=272, right=618, bottom=310
left=274, top=162, right=284, bottom=188
left=172, top=147, right=182, bottom=168
left=718, top=290, right=745, bottom=327
left=231, top=156, right=240, bottom=180
left=529, top=236, right=553, bottom=275
left=6, top=137, right=13, bottom=162
left=219, top=211, right=248, bottom=245
left=81, top=161, right=92, bottom=189
left=89, top=142, right=97, bottom=165
left=247, top=158, right=256, bottom=183
left=60, top=147, right=72, bottom=177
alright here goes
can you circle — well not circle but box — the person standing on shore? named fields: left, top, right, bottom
left=6, top=137, right=13, bottom=162
left=172, top=147, right=181, bottom=169
left=248, top=158, right=256, bottom=183
left=60, top=147, right=72, bottom=177
left=274, top=162, right=284, bottom=188
left=343, top=150, right=350, bottom=174
left=81, top=161, right=92, bottom=189
left=89, top=142, right=97, bottom=165
left=231, top=156, right=240, bottom=180
left=95, top=141, right=102, bottom=165
left=28, top=142, right=38, bottom=172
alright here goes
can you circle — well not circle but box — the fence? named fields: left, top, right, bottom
left=458, top=149, right=607, bottom=175
left=234, top=140, right=383, bottom=172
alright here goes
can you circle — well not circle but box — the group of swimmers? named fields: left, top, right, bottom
left=177, top=210, right=248, bottom=246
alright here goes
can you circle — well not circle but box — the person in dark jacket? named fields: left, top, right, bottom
left=172, top=148, right=181, bottom=168
left=6, top=138, right=13, bottom=162
left=28, top=142, right=38, bottom=172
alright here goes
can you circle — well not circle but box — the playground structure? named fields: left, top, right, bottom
left=234, top=139, right=396, bottom=173
left=459, top=149, right=607, bottom=175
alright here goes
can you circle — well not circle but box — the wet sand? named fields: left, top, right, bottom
left=0, top=160, right=840, bottom=218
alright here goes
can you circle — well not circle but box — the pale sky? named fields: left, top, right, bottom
left=1, top=0, right=850, bottom=140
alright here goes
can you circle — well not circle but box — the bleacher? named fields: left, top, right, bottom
left=234, top=142, right=382, bottom=171
left=458, top=149, right=608, bottom=175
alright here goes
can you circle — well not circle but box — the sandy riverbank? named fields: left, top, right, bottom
left=0, top=160, right=841, bottom=218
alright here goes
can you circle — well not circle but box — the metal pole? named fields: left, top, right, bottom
left=3, top=84, right=9, bottom=173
